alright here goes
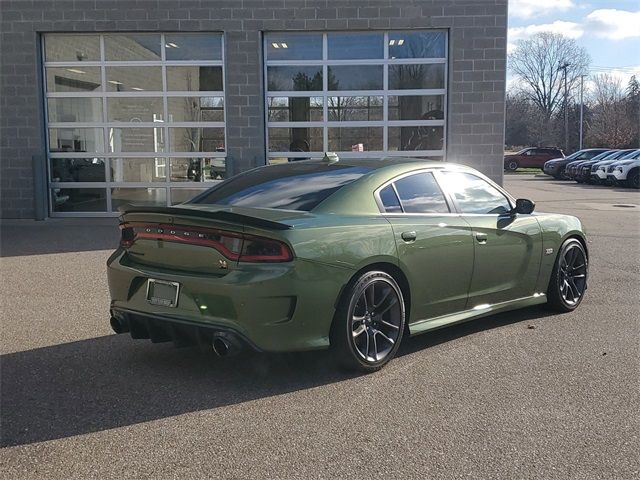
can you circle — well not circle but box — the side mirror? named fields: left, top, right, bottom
left=514, top=198, right=535, bottom=215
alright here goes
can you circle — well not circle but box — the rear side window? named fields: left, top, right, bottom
left=379, top=185, right=402, bottom=213
left=192, top=163, right=372, bottom=211
left=391, top=172, right=449, bottom=214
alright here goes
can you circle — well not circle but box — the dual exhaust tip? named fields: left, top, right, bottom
left=110, top=314, right=240, bottom=356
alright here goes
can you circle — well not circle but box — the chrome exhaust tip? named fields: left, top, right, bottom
left=212, top=337, right=230, bottom=357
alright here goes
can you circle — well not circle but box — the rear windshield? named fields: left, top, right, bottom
left=191, top=163, right=372, bottom=211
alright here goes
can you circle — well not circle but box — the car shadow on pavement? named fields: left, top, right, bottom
left=0, top=220, right=119, bottom=257
left=1, top=306, right=554, bottom=448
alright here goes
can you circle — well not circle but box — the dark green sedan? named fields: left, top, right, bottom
left=107, top=156, right=588, bottom=371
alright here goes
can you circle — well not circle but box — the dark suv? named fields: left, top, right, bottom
left=543, top=148, right=610, bottom=179
left=504, top=147, right=564, bottom=171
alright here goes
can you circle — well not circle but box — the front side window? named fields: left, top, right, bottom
left=264, top=30, right=447, bottom=163
left=440, top=172, right=511, bottom=215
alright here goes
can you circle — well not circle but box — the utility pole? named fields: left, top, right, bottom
left=559, top=62, right=571, bottom=152
left=579, top=74, right=585, bottom=150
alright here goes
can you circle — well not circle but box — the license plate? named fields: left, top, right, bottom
left=146, top=279, right=180, bottom=308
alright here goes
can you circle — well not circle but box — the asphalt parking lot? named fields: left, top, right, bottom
left=1, top=174, right=639, bottom=479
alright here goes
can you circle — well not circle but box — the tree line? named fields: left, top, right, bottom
left=506, top=32, right=640, bottom=153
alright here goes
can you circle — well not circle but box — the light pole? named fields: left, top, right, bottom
left=559, top=62, right=571, bottom=152
left=579, top=74, right=585, bottom=150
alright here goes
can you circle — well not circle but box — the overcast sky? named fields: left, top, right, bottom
left=508, top=0, right=640, bottom=85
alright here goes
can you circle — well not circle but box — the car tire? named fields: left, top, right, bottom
left=505, top=159, right=519, bottom=172
left=546, top=238, right=588, bottom=313
left=627, top=169, right=639, bottom=189
left=330, top=270, right=406, bottom=372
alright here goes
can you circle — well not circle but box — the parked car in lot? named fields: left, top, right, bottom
left=607, top=150, right=640, bottom=188
left=575, top=149, right=635, bottom=183
left=543, top=148, right=609, bottom=179
left=565, top=150, right=616, bottom=180
left=591, top=149, right=639, bottom=184
left=107, top=156, right=589, bottom=371
left=505, top=147, right=564, bottom=171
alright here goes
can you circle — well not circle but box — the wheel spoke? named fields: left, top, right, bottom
left=379, top=319, right=400, bottom=330
left=568, top=277, right=581, bottom=299
left=352, top=324, right=366, bottom=338
left=371, top=331, right=378, bottom=361
left=376, top=330, right=395, bottom=345
left=364, top=284, right=375, bottom=312
left=376, top=295, right=398, bottom=316
left=572, top=273, right=586, bottom=279
left=373, top=287, right=391, bottom=310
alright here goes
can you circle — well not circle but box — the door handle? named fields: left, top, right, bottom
left=475, top=232, right=488, bottom=244
left=401, top=231, right=417, bottom=242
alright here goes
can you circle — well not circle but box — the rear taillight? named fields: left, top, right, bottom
left=119, top=223, right=293, bottom=263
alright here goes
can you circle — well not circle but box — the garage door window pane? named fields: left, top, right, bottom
left=167, top=66, right=223, bottom=91
left=268, top=97, right=323, bottom=122
left=267, top=66, right=323, bottom=91
left=171, top=188, right=208, bottom=204
left=328, top=66, right=383, bottom=91
left=105, top=35, right=162, bottom=61
left=328, top=127, right=383, bottom=152
left=389, top=64, right=445, bottom=90
left=389, top=32, right=446, bottom=59
left=108, top=128, right=165, bottom=153
left=327, top=33, right=384, bottom=59
left=45, top=35, right=100, bottom=62
left=45, top=67, right=102, bottom=93
left=168, top=97, right=224, bottom=122
left=110, top=158, right=167, bottom=182
left=111, top=188, right=167, bottom=210
left=106, top=67, right=163, bottom=92
left=170, top=127, right=225, bottom=152
left=268, top=127, right=323, bottom=152
left=388, top=95, right=444, bottom=120
left=265, top=33, right=323, bottom=60
left=47, top=98, right=102, bottom=123
left=328, top=96, right=383, bottom=121
left=388, top=126, right=444, bottom=151
left=52, top=188, right=107, bottom=212
left=49, top=128, right=104, bottom=153
left=50, top=158, right=106, bottom=182
left=107, top=97, right=164, bottom=122
left=165, top=34, right=222, bottom=61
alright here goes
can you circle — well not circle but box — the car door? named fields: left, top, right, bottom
left=437, top=170, right=543, bottom=307
left=377, top=171, right=474, bottom=321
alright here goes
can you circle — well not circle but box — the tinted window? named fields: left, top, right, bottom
left=393, top=172, right=449, bottom=214
left=192, top=164, right=372, bottom=211
left=379, top=185, right=402, bottom=213
left=440, top=172, right=511, bottom=215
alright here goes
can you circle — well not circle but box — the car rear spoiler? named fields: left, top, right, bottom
left=119, top=206, right=293, bottom=230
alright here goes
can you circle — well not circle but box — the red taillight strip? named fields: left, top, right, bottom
left=119, top=222, right=293, bottom=262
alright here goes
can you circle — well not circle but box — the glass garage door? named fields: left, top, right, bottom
left=43, top=33, right=226, bottom=216
left=264, top=30, right=447, bottom=164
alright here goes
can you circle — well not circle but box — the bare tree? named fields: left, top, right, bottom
left=509, top=32, right=590, bottom=124
left=586, top=74, right=635, bottom=148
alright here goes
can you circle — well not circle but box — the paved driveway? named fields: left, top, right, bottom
left=1, top=175, right=638, bottom=479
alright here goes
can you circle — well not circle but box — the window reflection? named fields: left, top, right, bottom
left=108, top=128, right=165, bottom=153
left=169, top=127, right=225, bottom=153
left=393, top=173, right=449, bottom=213
left=46, top=67, right=102, bottom=93
left=328, top=66, right=383, bottom=91
left=110, top=158, right=167, bottom=182
left=111, top=188, right=167, bottom=210
left=440, top=172, right=511, bottom=214
left=388, top=95, right=444, bottom=120
left=268, top=127, right=323, bottom=153
left=328, top=127, right=383, bottom=152
left=47, top=98, right=102, bottom=123
left=379, top=185, right=402, bottom=213
left=389, top=31, right=446, bottom=59
left=106, top=66, right=163, bottom=92
left=171, top=188, right=208, bottom=204
left=327, top=33, right=384, bottom=59
left=107, top=97, right=164, bottom=122
left=328, top=96, right=383, bottom=121
left=267, top=66, right=323, bottom=91
left=104, top=34, right=162, bottom=61
left=166, top=66, right=223, bottom=91
left=388, top=126, right=444, bottom=151
left=164, top=34, right=222, bottom=61
left=49, top=128, right=104, bottom=153
left=51, top=188, right=107, bottom=212
left=50, top=158, right=106, bottom=183
left=168, top=97, right=224, bottom=122
left=45, top=35, right=100, bottom=62
left=389, top=64, right=445, bottom=90
left=268, top=97, right=323, bottom=122
left=170, top=158, right=226, bottom=182
left=265, top=33, right=323, bottom=60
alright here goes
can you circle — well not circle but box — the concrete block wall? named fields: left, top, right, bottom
left=0, top=0, right=508, bottom=219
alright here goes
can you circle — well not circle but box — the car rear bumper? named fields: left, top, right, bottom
left=107, top=249, right=353, bottom=352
